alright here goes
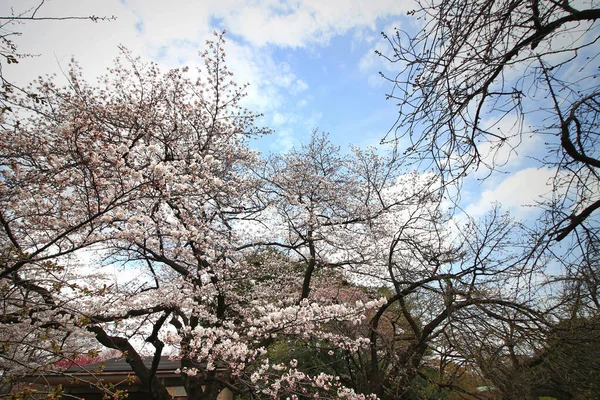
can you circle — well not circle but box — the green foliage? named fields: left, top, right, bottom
left=395, top=368, right=450, bottom=400
left=528, top=316, right=600, bottom=400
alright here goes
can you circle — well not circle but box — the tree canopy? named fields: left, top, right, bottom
left=1, top=0, right=600, bottom=399
left=377, top=0, right=600, bottom=398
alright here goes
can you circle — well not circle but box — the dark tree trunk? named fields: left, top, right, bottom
left=88, top=326, right=173, bottom=400
left=185, top=377, right=223, bottom=400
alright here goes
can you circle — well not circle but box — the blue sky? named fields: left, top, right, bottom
left=3, top=0, right=408, bottom=152
left=1, top=0, right=557, bottom=222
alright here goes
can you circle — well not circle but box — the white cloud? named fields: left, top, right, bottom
left=4, top=0, right=413, bottom=82
left=3, top=0, right=411, bottom=158
left=2, top=0, right=139, bottom=86
left=223, top=41, right=308, bottom=113
left=211, top=0, right=413, bottom=48
left=291, top=78, right=309, bottom=94
left=357, top=22, right=407, bottom=87
left=351, top=27, right=377, bottom=51
left=475, top=116, right=543, bottom=173
left=270, top=128, right=296, bottom=152
left=464, top=167, right=555, bottom=219
left=272, top=112, right=288, bottom=125
left=303, top=110, right=323, bottom=129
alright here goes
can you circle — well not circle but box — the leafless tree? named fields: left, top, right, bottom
left=377, top=0, right=600, bottom=397
left=379, top=0, right=600, bottom=240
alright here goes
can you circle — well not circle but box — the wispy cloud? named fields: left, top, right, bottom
left=4, top=0, right=411, bottom=156
left=464, top=167, right=555, bottom=219
left=208, top=0, right=413, bottom=48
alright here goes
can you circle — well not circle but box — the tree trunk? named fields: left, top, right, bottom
left=88, top=326, right=173, bottom=400
left=185, top=377, right=223, bottom=400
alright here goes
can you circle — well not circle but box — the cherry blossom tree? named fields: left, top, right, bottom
left=253, top=131, right=413, bottom=299
left=1, top=33, right=390, bottom=400
left=2, top=78, right=549, bottom=398
left=252, top=133, right=548, bottom=399
left=1, top=4, right=582, bottom=397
